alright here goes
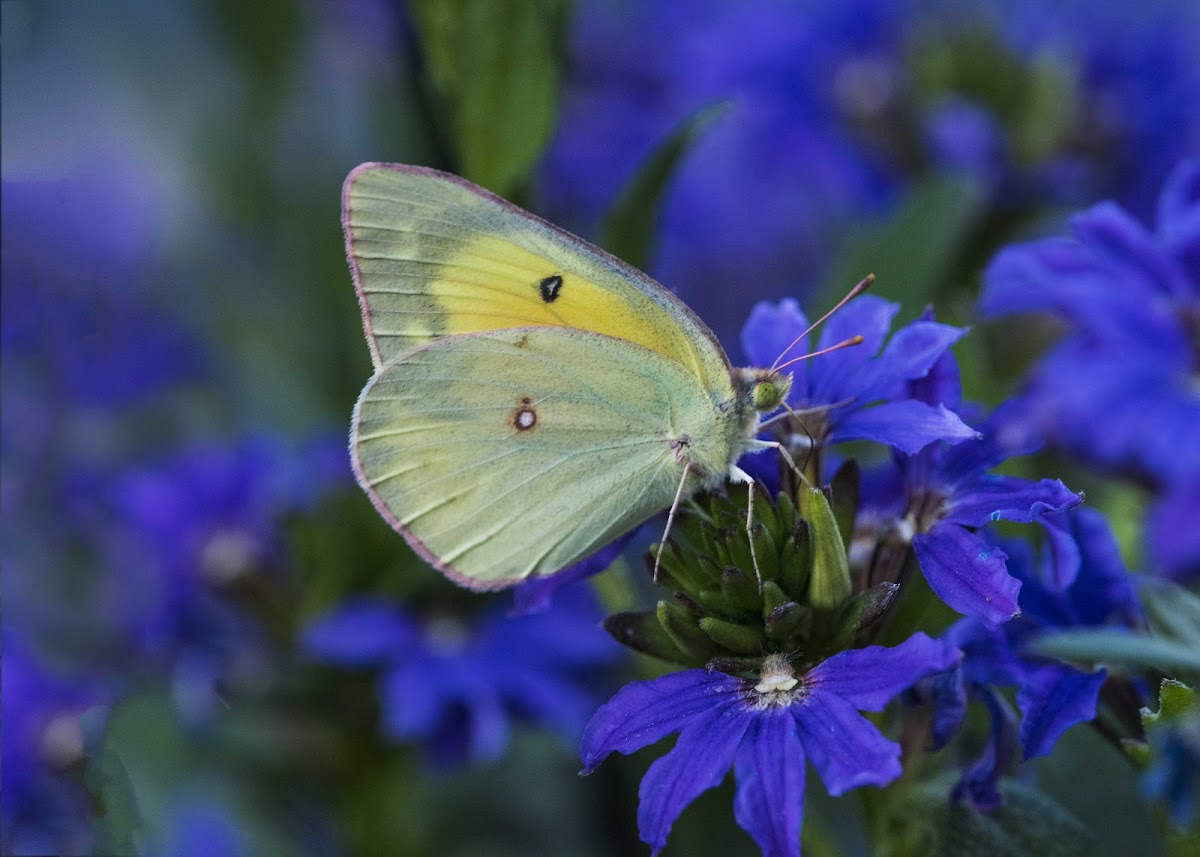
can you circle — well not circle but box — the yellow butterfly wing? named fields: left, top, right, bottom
left=352, top=327, right=749, bottom=588
left=342, top=163, right=732, bottom=391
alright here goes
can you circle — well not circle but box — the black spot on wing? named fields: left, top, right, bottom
left=538, top=274, right=564, bottom=303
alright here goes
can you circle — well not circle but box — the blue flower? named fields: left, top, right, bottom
left=977, top=0, right=1200, bottom=217
left=922, top=508, right=1139, bottom=807
left=857, top=337, right=1083, bottom=626
left=740, top=295, right=978, bottom=455
left=1, top=176, right=206, bottom=408
left=1, top=631, right=107, bottom=856
left=1143, top=716, right=1200, bottom=830
left=979, top=158, right=1200, bottom=491
left=580, top=633, right=960, bottom=857
left=981, top=158, right=1200, bottom=582
left=87, top=434, right=351, bottom=720
left=303, top=584, right=621, bottom=766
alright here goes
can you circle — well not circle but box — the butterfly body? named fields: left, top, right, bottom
left=345, top=164, right=788, bottom=589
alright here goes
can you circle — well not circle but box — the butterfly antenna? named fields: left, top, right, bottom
left=774, top=334, right=864, bottom=374
left=770, top=273, right=875, bottom=372
left=653, top=463, right=692, bottom=585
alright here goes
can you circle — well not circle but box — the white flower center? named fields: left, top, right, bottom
left=754, top=653, right=800, bottom=702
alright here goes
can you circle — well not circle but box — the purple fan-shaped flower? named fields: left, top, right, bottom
left=861, top=338, right=1083, bottom=627
left=304, top=584, right=620, bottom=766
left=921, top=508, right=1139, bottom=807
left=979, top=158, right=1200, bottom=490
left=581, top=633, right=960, bottom=857
left=741, top=295, right=978, bottom=456
left=84, top=434, right=351, bottom=723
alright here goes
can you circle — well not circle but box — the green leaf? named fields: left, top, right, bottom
left=799, top=486, right=852, bottom=609
left=817, top=173, right=988, bottom=314
left=599, top=101, right=731, bottom=271
left=82, top=709, right=144, bottom=856
left=1031, top=629, right=1200, bottom=675
left=411, top=0, right=559, bottom=196
left=1138, top=578, right=1200, bottom=649
left=879, top=775, right=1094, bottom=857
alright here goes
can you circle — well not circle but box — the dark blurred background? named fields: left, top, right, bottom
left=3, top=1, right=1196, bottom=854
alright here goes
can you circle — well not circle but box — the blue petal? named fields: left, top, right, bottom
left=980, top=225, right=1179, bottom=347
left=944, top=475, right=1081, bottom=528
left=741, top=299, right=811, bottom=391
left=1066, top=508, right=1139, bottom=625
left=953, top=684, right=1017, bottom=811
left=1072, top=201, right=1191, bottom=306
left=637, top=704, right=752, bottom=855
left=1039, top=513, right=1083, bottom=590
left=379, top=659, right=443, bottom=742
left=301, top=600, right=418, bottom=666
left=906, top=343, right=963, bottom=413
left=832, top=400, right=977, bottom=454
left=806, top=632, right=962, bottom=711
left=855, top=320, right=968, bottom=402
left=1156, top=158, right=1200, bottom=281
left=929, top=666, right=968, bottom=751
left=499, top=667, right=600, bottom=742
left=793, top=689, right=901, bottom=795
left=580, top=669, right=743, bottom=772
left=733, top=708, right=805, bottom=857
left=1148, top=484, right=1200, bottom=583
left=913, top=525, right=1021, bottom=628
left=512, top=535, right=632, bottom=614
left=809, top=296, right=898, bottom=404
left=944, top=618, right=1028, bottom=687
left=1017, top=664, right=1106, bottom=760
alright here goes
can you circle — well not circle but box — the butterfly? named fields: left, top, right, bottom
left=344, top=163, right=866, bottom=590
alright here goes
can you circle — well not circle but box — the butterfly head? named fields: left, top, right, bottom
left=743, top=368, right=792, bottom=414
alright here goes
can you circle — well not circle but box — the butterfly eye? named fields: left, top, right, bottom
left=753, top=375, right=791, bottom=412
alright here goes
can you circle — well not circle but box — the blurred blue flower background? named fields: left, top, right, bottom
left=2, top=1, right=1197, bottom=855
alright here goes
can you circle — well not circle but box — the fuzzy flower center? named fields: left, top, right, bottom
left=753, top=653, right=802, bottom=706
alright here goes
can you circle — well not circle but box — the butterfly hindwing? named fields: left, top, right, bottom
left=343, top=163, right=731, bottom=392
left=352, top=327, right=737, bottom=587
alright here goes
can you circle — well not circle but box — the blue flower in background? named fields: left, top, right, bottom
left=1, top=176, right=206, bottom=409
left=921, top=508, right=1139, bottom=808
left=155, top=800, right=249, bottom=857
left=973, top=0, right=1200, bottom=217
left=980, top=158, right=1200, bottom=579
left=91, top=434, right=350, bottom=721
left=303, top=584, right=621, bottom=766
left=580, top=634, right=960, bottom=857
left=1143, top=716, right=1200, bottom=830
left=543, top=0, right=1200, bottom=345
left=740, top=295, right=977, bottom=455
left=1, top=632, right=107, bottom=857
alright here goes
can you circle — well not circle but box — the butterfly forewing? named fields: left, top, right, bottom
left=343, top=163, right=732, bottom=392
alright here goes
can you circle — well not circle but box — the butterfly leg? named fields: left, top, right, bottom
left=744, top=438, right=814, bottom=491
left=729, top=466, right=764, bottom=590
left=653, top=462, right=692, bottom=584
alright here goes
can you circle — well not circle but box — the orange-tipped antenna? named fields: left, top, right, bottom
left=773, top=334, right=864, bottom=373
left=770, top=273, right=875, bottom=372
